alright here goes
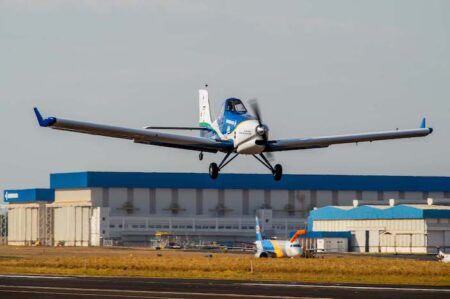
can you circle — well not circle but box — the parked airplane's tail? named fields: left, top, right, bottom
left=255, top=216, right=263, bottom=241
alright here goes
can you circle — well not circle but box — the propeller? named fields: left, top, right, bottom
left=248, top=98, right=274, bottom=162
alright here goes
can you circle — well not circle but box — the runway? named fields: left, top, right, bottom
left=0, top=274, right=448, bottom=299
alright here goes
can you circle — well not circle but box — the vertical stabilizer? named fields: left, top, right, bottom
left=199, top=89, right=213, bottom=127
left=255, top=216, right=263, bottom=241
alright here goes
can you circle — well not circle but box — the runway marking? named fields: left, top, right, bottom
left=242, top=283, right=450, bottom=293
left=0, top=285, right=330, bottom=299
left=0, top=289, right=177, bottom=299
left=0, top=274, right=69, bottom=279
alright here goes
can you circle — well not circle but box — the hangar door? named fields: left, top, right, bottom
left=428, top=231, right=444, bottom=254
left=53, top=206, right=91, bottom=246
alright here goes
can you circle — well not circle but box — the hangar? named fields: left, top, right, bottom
left=309, top=199, right=450, bottom=253
left=3, top=171, right=450, bottom=247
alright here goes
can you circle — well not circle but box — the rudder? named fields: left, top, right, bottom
left=199, top=89, right=213, bottom=127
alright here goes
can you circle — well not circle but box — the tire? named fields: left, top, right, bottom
left=209, top=162, right=219, bottom=179
left=273, top=164, right=283, bottom=181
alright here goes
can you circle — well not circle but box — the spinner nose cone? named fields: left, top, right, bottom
left=256, top=124, right=269, bottom=136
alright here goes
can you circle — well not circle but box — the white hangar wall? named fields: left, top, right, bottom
left=5, top=172, right=450, bottom=247
left=310, top=201, right=450, bottom=254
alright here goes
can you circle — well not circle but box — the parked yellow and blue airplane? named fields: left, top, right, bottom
left=254, top=216, right=304, bottom=258
left=34, top=88, right=433, bottom=181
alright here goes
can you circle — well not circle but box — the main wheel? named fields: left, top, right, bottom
left=273, top=164, right=283, bottom=181
left=209, top=162, right=219, bottom=179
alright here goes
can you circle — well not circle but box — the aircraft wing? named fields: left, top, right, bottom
left=264, top=119, right=433, bottom=152
left=33, top=108, right=233, bottom=153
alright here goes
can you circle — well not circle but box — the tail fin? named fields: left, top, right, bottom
left=255, top=216, right=262, bottom=241
left=199, top=89, right=213, bottom=128
left=289, top=229, right=306, bottom=243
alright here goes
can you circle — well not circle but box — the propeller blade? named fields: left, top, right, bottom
left=249, top=98, right=262, bottom=126
left=249, top=99, right=274, bottom=161
left=266, top=151, right=275, bottom=162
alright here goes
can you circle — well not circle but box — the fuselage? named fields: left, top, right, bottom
left=202, top=98, right=267, bottom=155
left=255, top=239, right=302, bottom=258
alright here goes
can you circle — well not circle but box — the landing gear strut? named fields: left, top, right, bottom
left=253, top=153, right=283, bottom=181
left=208, top=152, right=239, bottom=180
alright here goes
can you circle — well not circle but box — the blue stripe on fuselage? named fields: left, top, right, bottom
left=218, top=111, right=254, bottom=135
left=262, top=240, right=275, bottom=252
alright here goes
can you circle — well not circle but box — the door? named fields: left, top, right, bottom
left=365, top=230, right=369, bottom=253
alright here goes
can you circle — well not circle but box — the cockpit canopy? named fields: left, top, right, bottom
left=224, top=98, right=247, bottom=114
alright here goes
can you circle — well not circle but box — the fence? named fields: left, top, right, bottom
left=0, top=206, right=7, bottom=245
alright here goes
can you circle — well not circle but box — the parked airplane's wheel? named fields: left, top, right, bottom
left=209, top=163, right=219, bottom=179
left=273, top=164, right=282, bottom=181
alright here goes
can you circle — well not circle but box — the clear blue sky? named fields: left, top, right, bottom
left=1, top=0, right=449, bottom=193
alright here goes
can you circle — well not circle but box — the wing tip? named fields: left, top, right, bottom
left=420, top=117, right=434, bottom=134
left=420, top=117, right=426, bottom=129
left=33, top=107, right=56, bottom=127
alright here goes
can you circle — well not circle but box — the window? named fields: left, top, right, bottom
left=225, top=99, right=247, bottom=113
left=109, top=225, right=115, bottom=228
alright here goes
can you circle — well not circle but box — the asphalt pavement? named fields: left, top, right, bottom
left=0, top=274, right=448, bottom=299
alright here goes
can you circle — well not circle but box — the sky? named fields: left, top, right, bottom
left=0, top=0, right=449, bottom=193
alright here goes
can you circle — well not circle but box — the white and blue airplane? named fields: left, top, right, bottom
left=254, top=216, right=303, bottom=258
left=33, top=88, right=433, bottom=180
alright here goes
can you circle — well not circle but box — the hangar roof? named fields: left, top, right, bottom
left=309, top=204, right=450, bottom=222
left=49, top=171, right=450, bottom=191
left=3, top=189, right=54, bottom=203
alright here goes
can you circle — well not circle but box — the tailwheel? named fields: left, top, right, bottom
left=273, top=164, right=283, bottom=181
left=209, top=162, right=219, bottom=179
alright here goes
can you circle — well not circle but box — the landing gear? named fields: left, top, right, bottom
left=253, top=153, right=283, bottom=181
left=209, top=162, right=219, bottom=179
left=273, top=164, right=283, bottom=181
left=208, top=152, right=239, bottom=180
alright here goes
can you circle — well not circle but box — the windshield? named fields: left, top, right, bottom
left=226, top=99, right=247, bottom=113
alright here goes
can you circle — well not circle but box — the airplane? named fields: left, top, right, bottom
left=437, top=250, right=450, bottom=263
left=254, top=216, right=303, bottom=258
left=33, top=87, right=433, bottom=181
